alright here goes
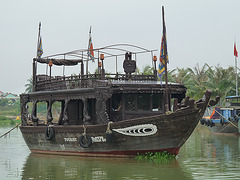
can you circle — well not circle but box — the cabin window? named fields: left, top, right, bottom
left=125, top=94, right=136, bottom=111
left=67, top=100, right=84, bottom=125
left=51, top=101, right=61, bottom=123
left=137, top=94, right=150, bottom=111
left=36, top=102, right=47, bottom=122
left=87, top=98, right=96, bottom=124
left=26, top=102, right=33, bottom=121
left=112, top=94, right=122, bottom=111
left=152, top=94, right=162, bottom=111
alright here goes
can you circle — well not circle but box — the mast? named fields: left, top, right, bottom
left=33, top=22, right=41, bottom=92
left=162, top=6, right=168, bottom=88
left=86, top=28, right=89, bottom=76
left=162, top=6, right=170, bottom=112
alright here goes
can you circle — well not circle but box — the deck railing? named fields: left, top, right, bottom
left=35, top=73, right=156, bottom=91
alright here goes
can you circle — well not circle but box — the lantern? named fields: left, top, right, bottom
left=153, top=55, right=157, bottom=61
left=100, top=54, right=104, bottom=60
left=49, top=60, right=53, bottom=67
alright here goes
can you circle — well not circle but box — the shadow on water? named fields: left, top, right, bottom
left=21, top=153, right=194, bottom=180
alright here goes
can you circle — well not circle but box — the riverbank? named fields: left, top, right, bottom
left=0, top=116, right=21, bottom=125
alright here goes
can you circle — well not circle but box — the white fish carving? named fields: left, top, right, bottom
left=112, top=124, right=157, bottom=136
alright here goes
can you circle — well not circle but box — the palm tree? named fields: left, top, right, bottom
left=136, top=65, right=153, bottom=75
left=142, top=65, right=153, bottom=75
left=25, top=76, right=33, bottom=93
left=184, top=63, right=209, bottom=100
left=173, top=67, right=191, bottom=84
left=205, top=65, right=235, bottom=105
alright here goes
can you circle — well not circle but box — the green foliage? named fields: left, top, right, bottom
left=135, top=151, right=175, bottom=163
left=0, top=116, right=11, bottom=121
left=0, top=116, right=21, bottom=126
left=0, top=99, right=20, bottom=116
left=25, top=76, right=33, bottom=93
left=167, top=63, right=239, bottom=102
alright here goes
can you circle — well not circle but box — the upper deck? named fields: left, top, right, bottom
left=32, top=44, right=182, bottom=92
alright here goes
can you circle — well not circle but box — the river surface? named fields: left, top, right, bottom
left=0, top=125, right=240, bottom=180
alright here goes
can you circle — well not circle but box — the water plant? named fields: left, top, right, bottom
left=135, top=151, right=175, bottom=163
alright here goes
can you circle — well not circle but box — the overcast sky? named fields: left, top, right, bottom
left=1, top=0, right=240, bottom=94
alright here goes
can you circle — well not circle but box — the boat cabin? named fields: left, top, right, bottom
left=20, top=44, right=186, bottom=126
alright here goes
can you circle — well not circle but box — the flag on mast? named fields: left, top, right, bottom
left=234, top=43, right=238, bottom=57
left=37, top=36, right=43, bottom=58
left=157, top=34, right=169, bottom=80
left=88, top=26, right=94, bottom=62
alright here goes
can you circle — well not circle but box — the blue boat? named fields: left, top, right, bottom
left=201, top=96, right=240, bottom=134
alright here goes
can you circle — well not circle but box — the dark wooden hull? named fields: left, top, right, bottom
left=20, top=103, right=206, bottom=157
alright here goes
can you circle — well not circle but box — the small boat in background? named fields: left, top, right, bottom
left=201, top=96, right=240, bottom=134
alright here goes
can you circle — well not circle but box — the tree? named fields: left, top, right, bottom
left=136, top=65, right=153, bottom=75
left=205, top=65, right=236, bottom=105
left=184, top=63, right=209, bottom=100
left=171, top=67, right=191, bottom=84
left=25, top=76, right=33, bottom=93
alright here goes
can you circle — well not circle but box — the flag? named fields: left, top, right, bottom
left=157, top=34, right=169, bottom=80
left=234, top=43, right=238, bottom=57
left=37, top=36, right=43, bottom=58
left=88, top=27, right=94, bottom=62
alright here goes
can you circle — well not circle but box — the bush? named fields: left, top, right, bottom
left=0, top=116, right=11, bottom=121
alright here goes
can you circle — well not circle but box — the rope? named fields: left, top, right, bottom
left=83, top=124, right=87, bottom=135
left=214, top=110, right=239, bottom=130
left=0, top=123, right=21, bottom=139
left=106, top=121, right=113, bottom=133
left=218, top=123, right=231, bottom=133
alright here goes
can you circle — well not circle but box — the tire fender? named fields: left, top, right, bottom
left=79, top=134, right=92, bottom=148
left=45, top=126, right=54, bottom=140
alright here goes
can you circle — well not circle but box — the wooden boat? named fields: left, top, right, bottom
left=201, top=96, right=240, bottom=135
left=20, top=7, right=212, bottom=157
left=19, top=42, right=212, bottom=157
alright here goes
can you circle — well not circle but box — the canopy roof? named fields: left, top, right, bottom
left=34, top=58, right=82, bottom=66
left=34, top=44, right=157, bottom=66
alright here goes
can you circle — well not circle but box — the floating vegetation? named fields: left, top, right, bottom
left=135, top=151, right=176, bottom=163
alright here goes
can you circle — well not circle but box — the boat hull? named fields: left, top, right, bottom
left=20, top=106, right=203, bottom=157
left=207, top=122, right=239, bottom=135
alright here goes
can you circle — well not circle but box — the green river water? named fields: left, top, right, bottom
left=0, top=125, right=239, bottom=180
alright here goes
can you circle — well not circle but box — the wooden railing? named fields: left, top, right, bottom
left=35, top=73, right=156, bottom=91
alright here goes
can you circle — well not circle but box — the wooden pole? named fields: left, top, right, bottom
left=36, top=22, right=41, bottom=58
left=162, top=6, right=170, bottom=112
left=33, top=22, right=41, bottom=92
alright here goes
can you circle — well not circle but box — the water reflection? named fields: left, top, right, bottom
left=0, top=126, right=30, bottom=180
left=21, top=154, right=193, bottom=180
left=178, top=126, right=240, bottom=179
left=1, top=126, right=240, bottom=180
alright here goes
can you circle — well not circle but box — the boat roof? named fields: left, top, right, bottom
left=36, top=44, right=158, bottom=66
left=225, top=95, right=240, bottom=99
left=35, top=58, right=82, bottom=66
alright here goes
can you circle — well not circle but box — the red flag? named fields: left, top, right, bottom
left=234, top=43, right=238, bottom=57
